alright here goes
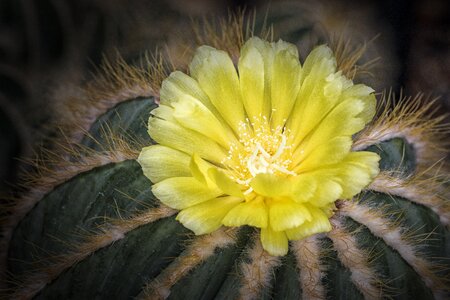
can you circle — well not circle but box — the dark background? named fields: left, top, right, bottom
left=0, top=0, right=448, bottom=193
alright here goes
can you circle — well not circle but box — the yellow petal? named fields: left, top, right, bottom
left=190, top=154, right=244, bottom=197
left=268, top=200, right=312, bottom=231
left=239, top=37, right=268, bottom=122
left=222, top=197, right=268, bottom=228
left=309, top=97, right=366, bottom=139
left=150, top=104, right=175, bottom=122
left=172, top=94, right=237, bottom=147
left=249, top=173, right=290, bottom=198
left=247, top=38, right=275, bottom=119
left=290, top=175, right=318, bottom=202
left=323, top=71, right=351, bottom=99
left=311, top=177, right=343, bottom=207
left=160, top=71, right=216, bottom=115
left=291, top=95, right=368, bottom=169
left=138, top=145, right=191, bottom=183
left=189, top=153, right=215, bottom=187
left=293, top=83, right=375, bottom=151
left=293, top=136, right=352, bottom=172
left=346, top=151, right=380, bottom=177
left=152, top=177, right=223, bottom=209
left=260, top=226, right=289, bottom=256
left=301, top=45, right=336, bottom=83
left=239, top=38, right=302, bottom=128
left=176, top=196, right=243, bottom=235
left=189, top=46, right=245, bottom=133
left=208, top=168, right=244, bottom=198
left=148, top=116, right=227, bottom=164
left=285, top=206, right=332, bottom=240
left=286, top=45, right=338, bottom=141
left=341, top=84, right=376, bottom=123
left=270, top=41, right=302, bottom=129
left=250, top=173, right=316, bottom=203
left=337, top=151, right=380, bottom=198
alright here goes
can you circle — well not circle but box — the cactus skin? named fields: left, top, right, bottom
left=4, top=92, right=449, bottom=299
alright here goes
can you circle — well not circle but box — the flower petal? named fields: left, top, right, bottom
left=239, top=37, right=268, bottom=122
left=240, top=38, right=302, bottom=128
left=222, top=197, right=268, bottom=228
left=268, top=199, right=312, bottom=232
left=176, top=196, right=243, bottom=235
left=285, top=206, right=332, bottom=240
left=293, top=136, right=353, bottom=172
left=250, top=173, right=316, bottom=203
left=160, top=71, right=215, bottom=114
left=148, top=116, right=227, bottom=164
left=311, top=176, right=343, bottom=207
left=246, top=38, right=275, bottom=118
left=152, top=177, right=223, bottom=209
left=189, top=46, right=245, bottom=133
left=138, top=145, right=191, bottom=183
left=189, top=153, right=215, bottom=187
left=286, top=45, right=338, bottom=141
left=172, top=94, right=237, bottom=147
left=189, top=154, right=244, bottom=197
left=308, top=97, right=367, bottom=139
left=301, top=45, right=336, bottom=82
left=260, top=226, right=288, bottom=256
left=337, top=151, right=380, bottom=198
left=341, top=84, right=376, bottom=124
left=270, top=41, right=302, bottom=129
left=208, top=168, right=244, bottom=198
left=150, top=104, right=175, bottom=122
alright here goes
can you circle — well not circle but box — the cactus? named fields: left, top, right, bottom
left=2, top=11, right=450, bottom=300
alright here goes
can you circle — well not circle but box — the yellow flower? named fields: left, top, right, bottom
left=138, top=37, right=380, bottom=256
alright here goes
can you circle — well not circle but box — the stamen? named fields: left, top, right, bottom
left=272, top=164, right=297, bottom=176
left=256, top=143, right=271, bottom=159
left=224, top=118, right=297, bottom=195
left=244, top=187, right=254, bottom=195
left=272, top=134, right=287, bottom=160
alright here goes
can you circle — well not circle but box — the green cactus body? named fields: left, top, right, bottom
left=5, top=94, right=449, bottom=299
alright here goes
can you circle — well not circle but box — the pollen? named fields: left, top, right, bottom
left=224, top=117, right=296, bottom=195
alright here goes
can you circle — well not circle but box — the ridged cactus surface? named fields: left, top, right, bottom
left=5, top=95, right=450, bottom=299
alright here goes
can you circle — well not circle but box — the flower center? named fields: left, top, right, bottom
left=246, top=133, right=294, bottom=177
left=223, top=119, right=296, bottom=195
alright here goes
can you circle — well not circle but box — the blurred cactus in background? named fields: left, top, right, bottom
left=0, top=0, right=225, bottom=190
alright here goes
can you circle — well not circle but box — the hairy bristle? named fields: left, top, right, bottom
left=139, top=227, right=237, bottom=300
left=340, top=201, right=449, bottom=298
left=292, top=235, right=327, bottom=300
left=4, top=134, right=138, bottom=221
left=0, top=132, right=140, bottom=285
left=54, top=52, right=170, bottom=144
left=328, top=216, right=383, bottom=300
left=353, top=91, right=450, bottom=172
left=330, top=33, right=379, bottom=80
left=237, top=233, right=281, bottom=300
left=370, top=171, right=450, bottom=226
left=167, top=10, right=273, bottom=69
left=6, top=205, right=175, bottom=299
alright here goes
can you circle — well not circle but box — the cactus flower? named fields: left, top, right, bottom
left=138, top=37, right=380, bottom=256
